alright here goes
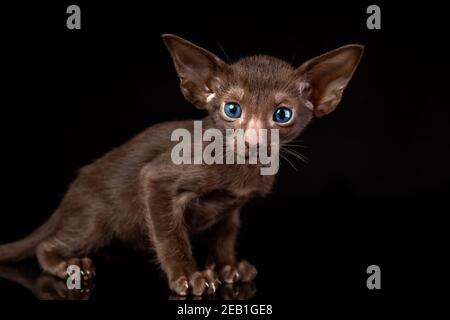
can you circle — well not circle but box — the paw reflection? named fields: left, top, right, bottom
left=218, top=282, right=257, bottom=300
left=0, top=263, right=256, bottom=300
left=0, top=263, right=94, bottom=300
left=168, top=282, right=257, bottom=300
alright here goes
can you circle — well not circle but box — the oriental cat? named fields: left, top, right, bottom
left=0, top=34, right=363, bottom=296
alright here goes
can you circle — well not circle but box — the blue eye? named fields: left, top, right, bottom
left=273, top=106, right=293, bottom=123
left=223, top=102, right=242, bottom=119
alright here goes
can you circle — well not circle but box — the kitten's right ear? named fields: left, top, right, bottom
left=162, top=34, right=229, bottom=109
left=293, top=44, right=364, bottom=118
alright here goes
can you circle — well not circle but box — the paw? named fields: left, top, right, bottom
left=218, top=260, right=257, bottom=284
left=170, top=269, right=220, bottom=296
left=51, top=257, right=96, bottom=281
left=66, top=257, right=96, bottom=281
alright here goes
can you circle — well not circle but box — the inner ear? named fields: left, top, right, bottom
left=162, top=34, right=229, bottom=109
left=293, top=44, right=364, bottom=117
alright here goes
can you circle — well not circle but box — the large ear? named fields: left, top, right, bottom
left=162, top=34, right=229, bottom=109
left=293, top=44, right=364, bottom=118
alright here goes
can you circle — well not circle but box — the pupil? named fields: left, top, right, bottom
left=274, top=107, right=291, bottom=123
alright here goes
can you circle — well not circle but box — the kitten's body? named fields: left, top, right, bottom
left=0, top=35, right=363, bottom=296
left=0, top=117, right=273, bottom=294
left=56, top=117, right=273, bottom=242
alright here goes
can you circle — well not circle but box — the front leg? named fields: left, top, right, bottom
left=207, top=209, right=258, bottom=284
left=142, top=169, right=218, bottom=296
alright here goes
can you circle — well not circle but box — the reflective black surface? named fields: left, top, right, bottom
left=0, top=261, right=257, bottom=300
left=1, top=0, right=449, bottom=309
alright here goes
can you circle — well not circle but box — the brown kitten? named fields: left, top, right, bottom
left=0, top=34, right=363, bottom=296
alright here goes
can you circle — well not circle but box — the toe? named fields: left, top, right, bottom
left=80, top=257, right=95, bottom=280
left=203, top=269, right=220, bottom=295
left=219, top=265, right=240, bottom=284
left=171, top=276, right=189, bottom=296
left=237, top=260, right=257, bottom=282
left=189, top=272, right=206, bottom=296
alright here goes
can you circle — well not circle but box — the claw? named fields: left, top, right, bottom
left=205, top=282, right=210, bottom=288
left=234, top=272, right=240, bottom=281
left=184, top=281, right=189, bottom=289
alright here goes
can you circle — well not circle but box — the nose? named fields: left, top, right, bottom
left=244, top=118, right=262, bottom=147
left=244, top=130, right=259, bottom=147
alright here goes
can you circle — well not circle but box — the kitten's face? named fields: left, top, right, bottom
left=162, top=34, right=363, bottom=148
left=206, top=55, right=314, bottom=146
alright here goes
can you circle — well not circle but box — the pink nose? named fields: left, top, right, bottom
left=244, top=119, right=263, bottom=147
left=244, top=129, right=259, bottom=146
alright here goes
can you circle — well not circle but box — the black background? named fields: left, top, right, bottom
left=1, top=0, right=449, bottom=312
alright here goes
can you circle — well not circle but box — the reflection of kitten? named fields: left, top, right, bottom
left=0, top=264, right=93, bottom=300
left=0, top=263, right=255, bottom=300
left=0, top=35, right=363, bottom=296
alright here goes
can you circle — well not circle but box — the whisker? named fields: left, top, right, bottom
left=283, top=143, right=308, bottom=148
left=216, top=40, right=232, bottom=64
left=279, top=153, right=298, bottom=171
left=283, top=147, right=309, bottom=163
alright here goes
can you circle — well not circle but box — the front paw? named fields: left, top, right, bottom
left=170, top=269, right=220, bottom=296
left=218, top=260, right=257, bottom=284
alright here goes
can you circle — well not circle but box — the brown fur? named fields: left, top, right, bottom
left=0, top=34, right=363, bottom=296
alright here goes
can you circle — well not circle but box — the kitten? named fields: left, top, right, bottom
left=0, top=34, right=363, bottom=296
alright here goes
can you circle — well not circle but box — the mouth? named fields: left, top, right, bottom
left=236, top=149, right=257, bottom=162
left=235, top=144, right=274, bottom=162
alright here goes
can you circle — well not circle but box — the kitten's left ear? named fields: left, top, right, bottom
left=293, top=44, right=364, bottom=118
left=162, top=34, right=229, bottom=109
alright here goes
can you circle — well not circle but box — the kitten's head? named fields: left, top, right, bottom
left=162, top=34, right=363, bottom=147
